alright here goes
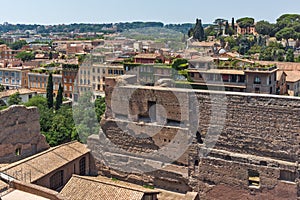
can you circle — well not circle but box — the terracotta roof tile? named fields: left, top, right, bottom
left=284, top=71, right=300, bottom=83
left=0, top=89, right=37, bottom=99
left=60, top=175, right=159, bottom=200
left=1, top=142, right=89, bottom=183
left=256, top=61, right=300, bottom=71
left=134, top=54, right=159, bottom=59
left=0, top=180, right=8, bottom=192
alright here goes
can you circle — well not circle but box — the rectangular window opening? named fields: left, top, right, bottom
left=248, top=169, right=260, bottom=188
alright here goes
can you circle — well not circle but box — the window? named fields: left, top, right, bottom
left=15, top=147, right=21, bottom=156
left=196, top=131, right=203, bottom=144
left=143, top=194, right=156, bottom=200
left=255, top=87, right=260, bottom=93
left=50, top=170, right=64, bottom=190
left=222, top=74, right=228, bottom=82
left=269, top=76, right=272, bottom=85
left=231, top=75, right=237, bottom=82
left=148, top=101, right=156, bottom=122
left=79, top=157, right=86, bottom=175
left=279, top=170, right=296, bottom=182
left=254, top=76, right=261, bottom=84
left=248, top=169, right=260, bottom=188
left=270, top=87, right=273, bottom=94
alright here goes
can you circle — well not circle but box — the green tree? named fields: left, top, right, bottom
left=0, top=39, right=6, bottom=45
left=259, top=41, right=285, bottom=61
left=225, top=21, right=230, bottom=35
left=46, top=73, right=54, bottom=109
left=275, top=27, right=297, bottom=47
left=286, top=49, right=295, bottom=62
left=171, top=58, right=188, bottom=70
left=8, top=92, right=22, bottom=106
left=15, top=51, right=35, bottom=62
left=49, top=51, right=53, bottom=60
left=10, top=40, right=27, bottom=50
left=193, top=19, right=205, bottom=41
left=204, top=25, right=217, bottom=37
left=24, top=96, right=79, bottom=147
left=238, top=36, right=250, bottom=55
left=0, top=84, right=4, bottom=92
left=47, top=106, right=78, bottom=146
left=73, top=91, right=100, bottom=143
left=55, top=83, right=63, bottom=110
left=95, top=97, right=106, bottom=122
left=231, top=17, right=235, bottom=33
left=25, top=95, right=54, bottom=134
left=236, top=17, right=255, bottom=34
left=224, top=36, right=237, bottom=49
left=276, top=14, right=300, bottom=29
left=255, top=20, right=275, bottom=36
left=247, top=44, right=262, bottom=55
left=214, top=18, right=226, bottom=36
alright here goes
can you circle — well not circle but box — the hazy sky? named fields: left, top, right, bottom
left=2, top=0, right=300, bottom=25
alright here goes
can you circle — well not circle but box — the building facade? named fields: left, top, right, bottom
left=188, top=58, right=278, bottom=94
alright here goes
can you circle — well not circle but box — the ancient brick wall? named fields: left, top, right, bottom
left=97, top=80, right=300, bottom=199
left=0, top=105, right=49, bottom=163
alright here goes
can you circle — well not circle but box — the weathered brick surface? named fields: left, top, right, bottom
left=97, top=79, right=300, bottom=199
left=0, top=105, right=49, bottom=163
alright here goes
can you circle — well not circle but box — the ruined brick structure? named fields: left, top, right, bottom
left=0, top=106, right=49, bottom=163
left=89, top=77, right=300, bottom=199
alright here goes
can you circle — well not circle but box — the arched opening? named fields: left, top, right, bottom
left=194, top=160, right=199, bottom=166
left=196, top=131, right=203, bottom=144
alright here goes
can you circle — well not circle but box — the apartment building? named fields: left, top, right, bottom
left=75, top=59, right=124, bottom=100
left=62, top=64, right=79, bottom=99
left=28, top=72, right=62, bottom=95
left=188, top=58, right=278, bottom=94
left=0, top=67, right=31, bottom=90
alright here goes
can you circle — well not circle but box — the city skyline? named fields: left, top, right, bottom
left=1, top=0, right=300, bottom=25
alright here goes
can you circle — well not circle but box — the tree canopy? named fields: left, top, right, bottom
left=236, top=17, right=255, bottom=29
left=46, top=74, right=54, bottom=109
left=15, top=51, right=35, bottom=62
left=275, top=27, right=297, bottom=46
left=0, top=84, right=4, bottom=92
left=255, top=20, right=275, bottom=35
left=8, top=92, right=22, bottom=106
left=9, top=40, right=27, bottom=50
left=55, top=83, right=63, bottom=110
left=192, top=19, right=205, bottom=41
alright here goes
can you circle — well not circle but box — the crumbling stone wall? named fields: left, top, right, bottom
left=97, top=78, right=300, bottom=199
left=0, top=105, right=49, bottom=163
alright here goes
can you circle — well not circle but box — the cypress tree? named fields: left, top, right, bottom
left=193, top=19, right=205, bottom=41
left=225, top=21, right=230, bottom=35
left=55, top=83, right=63, bottom=110
left=46, top=73, right=53, bottom=109
left=231, top=17, right=235, bottom=33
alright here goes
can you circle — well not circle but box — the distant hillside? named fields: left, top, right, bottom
left=121, top=27, right=186, bottom=51
left=0, top=21, right=209, bottom=35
